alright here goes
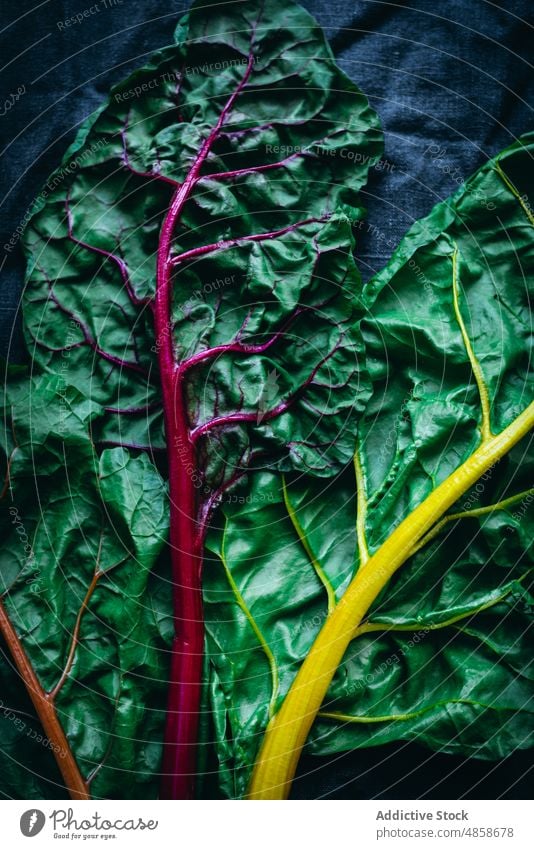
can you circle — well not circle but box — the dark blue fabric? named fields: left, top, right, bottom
left=0, top=0, right=532, bottom=798
left=311, top=0, right=534, bottom=280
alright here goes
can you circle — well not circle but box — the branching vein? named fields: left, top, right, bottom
left=451, top=243, right=493, bottom=441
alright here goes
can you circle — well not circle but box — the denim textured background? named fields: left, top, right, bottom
left=0, top=0, right=532, bottom=798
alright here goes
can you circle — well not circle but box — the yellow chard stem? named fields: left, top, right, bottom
left=247, top=401, right=534, bottom=799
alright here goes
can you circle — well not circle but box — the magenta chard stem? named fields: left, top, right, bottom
left=159, top=368, right=204, bottom=800
left=155, top=181, right=205, bottom=800
left=153, top=51, right=257, bottom=799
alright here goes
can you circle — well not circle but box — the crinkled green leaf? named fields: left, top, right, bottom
left=0, top=376, right=172, bottom=798
left=0, top=644, right=69, bottom=800
left=204, top=133, right=534, bottom=798
left=22, top=0, right=381, bottom=481
left=2, top=0, right=382, bottom=799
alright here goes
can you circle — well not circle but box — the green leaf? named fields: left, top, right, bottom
left=204, top=133, right=534, bottom=798
left=3, top=0, right=382, bottom=799
left=0, top=646, right=69, bottom=800
left=0, top=375, right=172, bottom=798
left=22, top=0, right=381, bottom=477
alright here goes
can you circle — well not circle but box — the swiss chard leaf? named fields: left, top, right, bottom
left=0, top=376, right=171, bottom=799
left=22, top=0, right=381, bottom=475
left=204, top=133, right=534, bottom=798
left=2, top=0, right=382, bottom=799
